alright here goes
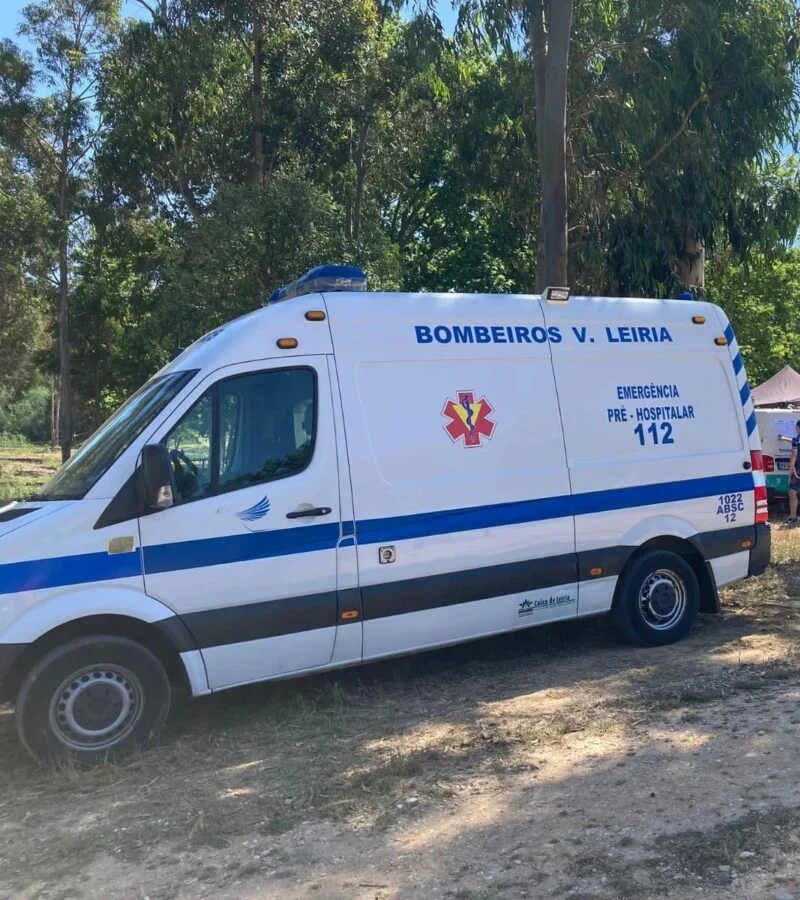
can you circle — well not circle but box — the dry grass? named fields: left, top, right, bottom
left=0, top=444, right=60, bottom=504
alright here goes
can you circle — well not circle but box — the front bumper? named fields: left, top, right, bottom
left=749, top=523, right=771, bottom=577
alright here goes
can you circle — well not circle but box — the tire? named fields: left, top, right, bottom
left=611, top=549, right=700, bottom=647
left=15, top=635, right=171, bottom=767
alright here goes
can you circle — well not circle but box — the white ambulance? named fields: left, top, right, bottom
left=0, top=267, right=771, bottom=764
left=755, top=407, right=798, bottom=500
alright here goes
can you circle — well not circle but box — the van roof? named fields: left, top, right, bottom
left=158, top=290, right=723, bottom=380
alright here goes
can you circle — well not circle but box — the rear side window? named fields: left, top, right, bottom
left=163, top=367, right=316, bottom=504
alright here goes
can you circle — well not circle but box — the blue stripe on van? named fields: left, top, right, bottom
left=0, top=473, right=755, bottom=596
left=0, top=549, right=141, bottom=596
left=143, top=522, right=342, bottom=575
left=740, top=381, right=751, bottom=406
left=355, top=473, right=754, bottom=545
left=722, top=322, right=757, bottom=436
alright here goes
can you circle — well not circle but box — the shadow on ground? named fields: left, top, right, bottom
left=1, top=555, right=800, bottom=898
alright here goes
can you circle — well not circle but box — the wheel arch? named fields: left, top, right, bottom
left=616, top=534, right=718, bottom=614
left=1, top=612, right=200, bottom=705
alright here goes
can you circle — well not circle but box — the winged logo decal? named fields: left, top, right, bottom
left=237, top=496, right=271, bottom=522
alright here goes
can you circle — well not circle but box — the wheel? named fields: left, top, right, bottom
left=15, top=636, right=171, bottom=766
left=611, top=550, right=700, bottom=646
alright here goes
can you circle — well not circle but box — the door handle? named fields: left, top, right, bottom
left=286, top=507, right=332, bottom=519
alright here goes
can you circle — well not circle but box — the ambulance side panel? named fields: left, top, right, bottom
left=542, top=297, right=756, bottom=610
left=755, top=408, right=791, bottom=498
left=326, top=293, right=577, bottom=659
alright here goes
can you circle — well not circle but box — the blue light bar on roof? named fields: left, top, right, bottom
left=267, top=265, right=368, bottom=305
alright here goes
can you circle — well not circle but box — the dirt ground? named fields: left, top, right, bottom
left=4, top=529, right=800, bottom=899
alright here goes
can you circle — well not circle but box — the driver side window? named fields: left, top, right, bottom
left=162, top=366, right=316, bottom=505
left=164, top=393, right=213, bottom=503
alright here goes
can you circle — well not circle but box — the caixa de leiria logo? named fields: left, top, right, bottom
left=518, top=595, right=574, bottom=617
left=442, top=391, right=496, bottom=448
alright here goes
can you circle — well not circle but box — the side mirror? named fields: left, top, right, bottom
left=140, top=444, right=176, bottom=512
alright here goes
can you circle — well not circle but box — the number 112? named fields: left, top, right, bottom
left=634, top=422, right=674, bottom=445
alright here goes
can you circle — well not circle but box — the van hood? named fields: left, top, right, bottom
left=0, top=501, right=74, bottom=540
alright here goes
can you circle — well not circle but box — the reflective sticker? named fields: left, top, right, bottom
left=442, top=391, right=496, bottom=448
left=108, top=536, right=135, bottom=555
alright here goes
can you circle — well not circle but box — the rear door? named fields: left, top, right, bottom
left=542, top=297, right=755, bottom=610
left=138, top=356, right=343, bottom=689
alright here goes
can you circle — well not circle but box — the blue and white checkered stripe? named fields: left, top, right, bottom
left=723, top=321, right=761, bottom=458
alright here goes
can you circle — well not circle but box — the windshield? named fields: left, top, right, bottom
left=34, top=371, right=196, bottom=501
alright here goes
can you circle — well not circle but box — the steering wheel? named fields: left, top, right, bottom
left=170, top=448, right=200, bottom=477
left=169, top=448, right=209, bottom=500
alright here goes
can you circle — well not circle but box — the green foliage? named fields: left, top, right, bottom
left=567, top=0, right=800, bottom=294
left=0, top=380, right=52, bottom=443
left=161, top=176, right=344, bottom=332
left=152, top=173, right=399, bottom=347
left=97, top=7, right=239, bottom=217
left=459, top=0, right=800, bottom=294
left=2, top=0, right=800, bottom=442
left=0, top=148, right=50, bottom=393
left=70, top=205, right=174, bottom=424
left=707, top=248, right=800, bottom=386
left=16, top=0, right=121, bottom=205
left=399, top=45, right=538, bottom=292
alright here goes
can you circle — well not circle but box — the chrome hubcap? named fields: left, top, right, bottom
left=49, top=665, right=143, bottom=751
left=639, top=568, right=687, bottom=631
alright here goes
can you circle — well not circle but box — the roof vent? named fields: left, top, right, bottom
left=267, top=265, right=367, bottom=305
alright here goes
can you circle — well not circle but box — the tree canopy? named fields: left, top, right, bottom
left=0, top=0, right=799, bottom=443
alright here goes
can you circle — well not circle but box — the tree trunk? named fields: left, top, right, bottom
left=352, top=124, right=370, bottom=242
left=252, top=15, right=265, bottom=186
left=58, top=230, right=71, bottom=462
left=345, top=123, right=353, bottom=241
left=529, top=0, right=572, bottom=292
left=177, top=171, right=204, bottom=222
left=51, top=382, right=59, bottom=451
left=530, top=0, right=547, bottom=283
left=677, top=233, right=705, bottom=289
left=93, top=366, right=102, bottom=433
left=57, top=68, right=75, bottom=463
left=164, top=4, right=204, bottom=221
